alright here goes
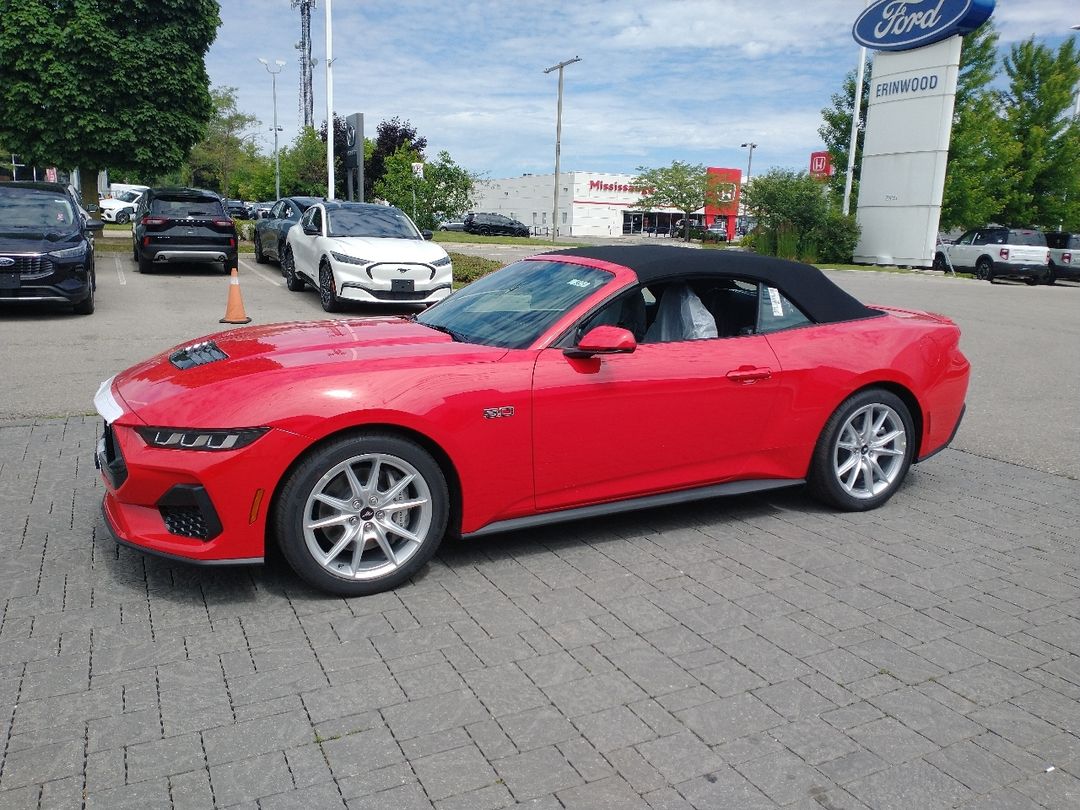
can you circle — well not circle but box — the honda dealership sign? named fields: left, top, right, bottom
left=852, top=0, right=995, bottom=267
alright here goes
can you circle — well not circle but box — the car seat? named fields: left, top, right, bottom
left=643, top=284, right=718, bottom=342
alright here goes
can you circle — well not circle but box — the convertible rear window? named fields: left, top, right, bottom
left=418, top=260, right=612, bottom=349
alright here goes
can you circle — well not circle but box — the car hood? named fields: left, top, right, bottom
left=323, top=236, right=449, bottom=263
left=110, top=317, right=506, bottom=428
left=0, top=231, right=82, bottom=255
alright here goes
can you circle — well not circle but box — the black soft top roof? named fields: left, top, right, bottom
left=543, top=245, right=879, bottom=325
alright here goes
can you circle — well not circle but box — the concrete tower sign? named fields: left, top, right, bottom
left=852, top=0, right=995, bottom=267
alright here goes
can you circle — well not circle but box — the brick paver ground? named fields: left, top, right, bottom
left=2, top=416, right=1079, bottom=808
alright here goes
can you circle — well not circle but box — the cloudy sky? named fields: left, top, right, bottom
left=207, top=1, right=1078, bottom=183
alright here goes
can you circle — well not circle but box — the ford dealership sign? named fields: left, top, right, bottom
left=853, top=0, right=994, bottom=52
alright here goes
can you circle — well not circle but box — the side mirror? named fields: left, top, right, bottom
left=84, top=219, right=105, bottom=232
left=565, top=325, right=637, bottom=359
left=421, top=229, right=433, bottom=240
left=302, top=223, right=320, bottom=236
left=86, top=203, right=100, bottom=213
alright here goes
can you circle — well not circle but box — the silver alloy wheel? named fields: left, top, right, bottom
left=302, top=452, right=433, bottom=581
left=832, top=403, right=907, bottom=500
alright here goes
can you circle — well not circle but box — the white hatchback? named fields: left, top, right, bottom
left=284, top=202, right=453, bottom=311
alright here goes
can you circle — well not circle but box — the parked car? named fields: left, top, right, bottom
left=704, top=220, right=728, bottom=242
left=253, top=196, right=322, bottom=265
left=933, top=226, right=1050, bottom=284
left=225, top=199, right=253, bottom=220
left=131, top=187, right=238, bottom=274
left=437, top=219, right=465, bottom=231
left=99, top=189, right=145, bottom=224
left=463, top=212, right=529, bottom=237
left=252, top=202, right=274, bottom=220
left=282, top=201, right=452, bottom=311
left=1045, top=232, right=1080, bottom=285
left=0, top=181, right=102, bottom=314
left=94, top=245, right=969, bottom=596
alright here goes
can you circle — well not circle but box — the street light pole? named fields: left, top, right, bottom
left=740, top=141, right=757, bottom=188
left=544, top=56, right=581, bottom=244
left=258, top=58, right=286, bottom=200
left=325, top=0, right=335, bottom=200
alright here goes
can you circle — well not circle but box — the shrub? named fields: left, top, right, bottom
left=814, top=210, right=861, bottom=264
left=451, top=253, right=502, bottom=284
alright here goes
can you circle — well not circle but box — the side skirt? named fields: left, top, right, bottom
left=464, top=479, right=803, bottom=539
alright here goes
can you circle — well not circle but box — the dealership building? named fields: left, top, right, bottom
left=471, top=170, right=741, bottom=238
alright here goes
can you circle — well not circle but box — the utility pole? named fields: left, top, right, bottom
left=325, top=0, right=335, bottom=200
left=291, top=0, right=317, bottom=129
left=543, top=56, right=581, bottom=243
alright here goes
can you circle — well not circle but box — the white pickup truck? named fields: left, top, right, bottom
left=934, top=226, right=1050, bottom=285
left=1046, top=232, right=1080, bottom=285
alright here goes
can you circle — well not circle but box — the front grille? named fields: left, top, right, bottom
left=157, top=484, right=222, bottom=541
left=170, top=340, right=228, bottom=369
left=96, top=421, right=128, bottom=488
left=0, top=255, right=54, bottom=278
left=367, top=288, right=443, bottom=301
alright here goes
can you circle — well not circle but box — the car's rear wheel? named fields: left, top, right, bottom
left=254, top=232, right=267, bottom=263
left=319, top=259, right=341, bottom=312
left=1046, top=264, right=1057, bottom=285
left=137, top=254, right=153, bottom=274
left=274, top=433, right=449, bottom=596
left=282, top=246, right=305, bottom=291
left=807, top=388, right=914, bottom=512
left=976, top=258, right=993, bottom=281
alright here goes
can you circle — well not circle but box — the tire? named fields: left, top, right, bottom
left=137, top=253, right=153, bottom=274
left=807, top=388, right=914, bottom=512
left=478, top=226, right=490, bottom=236
left=274, top=432, right=449, bottom=596
left=932, top=252, right=947, bottom=272
left=115, top=211, right=130, bottom=225
left=72, top=276, right=95, bottom=315
left=319, top=259, right=341, bottom=312
left=282, top=247, right=305, bottom=291
left=975, top=258, right=992, bottom=281
left=1046, top=263, right=1057, bottom=285
left=254, top=232, right=267, bottom=264
left=132, top=241, right=138, bottom=262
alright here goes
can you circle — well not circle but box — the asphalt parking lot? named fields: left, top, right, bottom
left=1, top=243, right=1079, bottom=809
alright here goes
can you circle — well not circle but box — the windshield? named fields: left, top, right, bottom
left=115, top=190, right=141, bottom=203
left=0, top=187, right=77, bottom=232
left=417, top=260, right=613, bottom=349
left=327, top=207, right=418, bottom=238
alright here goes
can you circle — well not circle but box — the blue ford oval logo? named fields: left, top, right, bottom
left=853, top=0, right=995, bottom=52
left=0, top=257, right=15, bottom=268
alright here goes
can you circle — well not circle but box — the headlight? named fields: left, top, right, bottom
left=330, top=251, right=371, bottom=266
left=135, top=427, right=269, bottom=451
left=49, top=242, right=88, bottom=259
left=431, top=255, right=451, bottom=267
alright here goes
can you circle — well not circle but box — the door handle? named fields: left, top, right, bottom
left=726, top=366, right=772, bottom=383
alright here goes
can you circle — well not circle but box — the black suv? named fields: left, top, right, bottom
left=132, top=188, right=238, bottom=274
left=0, top=181, right=102, bottom=314
left=463, top=212, right=529, bottom=237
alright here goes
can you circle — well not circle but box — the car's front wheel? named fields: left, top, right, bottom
left=72, top=275, right=95, bottom=315
left=274, top=432, right=449, bottom=596
left=116, top=211, right=130, bottom=225
left=282, top=246, right=305, bottom=291
left=319, top=259, right=341, bottom=312
left=807, top=388, right=914, bottom=512
left=254, top=232, right=267, bottom=264
left=932, top=252, right=947, bottom=271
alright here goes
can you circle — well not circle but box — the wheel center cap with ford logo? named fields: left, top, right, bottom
left=853, top=0, right=995, bottom=52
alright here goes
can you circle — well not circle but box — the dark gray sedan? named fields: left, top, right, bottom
left=253, top=196, right=323, bottom=264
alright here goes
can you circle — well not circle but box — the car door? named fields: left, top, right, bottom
left=947, top=229, right=978, bottom=269
left=265, top=201, right=286, bottom=259
left=531, top=280, right=782, bottom=512
left=291, top=206, right=322, bottom=282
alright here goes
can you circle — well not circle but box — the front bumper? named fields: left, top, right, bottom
left=0, top=255, right=92, bottom=304
left=333, top=259, right=453, bottom=305
left=95, top=418, right=306, bottom=564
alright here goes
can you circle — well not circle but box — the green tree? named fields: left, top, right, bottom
left=0, top=0, right=220, bottom=211
left=631, top=161, right=717, bottom=241
left=940, top=23, right=1020, bottom=230
left=818, top=58, right=871, bottom=202
left=996, top=37, right=1080, bottom=229
left=186, top=87, right=260, bottom=197
left=279, top=127, right=327, bottom=197
left=373, top=148, right=478, bottom=229
left=366, top=118, right=427, bottom=200
left=743, top=169, right=859, bottom=263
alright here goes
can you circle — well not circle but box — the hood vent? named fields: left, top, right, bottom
left=170, top=340, right=228, bottom=369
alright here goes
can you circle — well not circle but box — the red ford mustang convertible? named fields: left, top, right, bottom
left=95, top=246, right=969, bottom=595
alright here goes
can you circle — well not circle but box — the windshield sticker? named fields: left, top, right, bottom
left=767, top=287, right=784, bottom=317
left=567, top=279, right=592, bottom=288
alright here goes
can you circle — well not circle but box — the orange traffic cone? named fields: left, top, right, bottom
left=220, top=267, right=252, bottom=324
